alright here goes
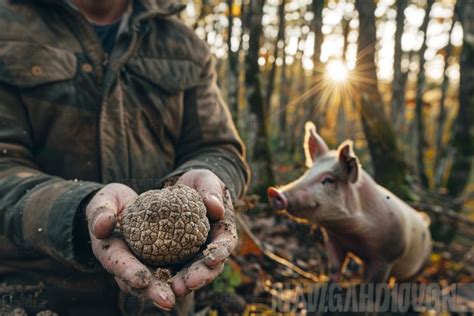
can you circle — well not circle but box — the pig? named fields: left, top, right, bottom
left=268, top=122, right=432, bottom=283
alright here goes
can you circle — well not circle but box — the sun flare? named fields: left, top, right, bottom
left=325, top=60, right=349, bottom=83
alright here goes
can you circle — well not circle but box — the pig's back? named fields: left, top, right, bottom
left=387, top=192, right=432, bottom=280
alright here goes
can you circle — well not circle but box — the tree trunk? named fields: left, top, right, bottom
left=355, top=0, right=411, bottom=199
left=391, top=0, right=408, bottom=127
left=446, top=0, right=474, bottom=197
left=288, top=0, right=324, bottom=153
left=309, top=0, right=324, bottom=124
left=414, top=0, right=434, bottom=188
left=434, top=16, right=456, bottom=188
left=342, top=15, right=350, bottom=62
left=245, top=0, right=274, bottom=196
left=312, top=0, right=324, bottom=77
left=227, top=0, right=239, bottom=123
left=265, top=0, right=286, bottom=113
left=280, top=54, right=293, bottom=150
left=278, top=1, right=288, bottom=150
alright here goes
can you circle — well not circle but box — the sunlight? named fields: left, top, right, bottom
left=325, top=59, right=349, bottom=83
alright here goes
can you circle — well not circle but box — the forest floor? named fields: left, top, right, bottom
left=197, top=193, right=474, bottom=315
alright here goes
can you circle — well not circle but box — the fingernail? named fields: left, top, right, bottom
left=209, top=194, right=225, bottom=217
left=188, top=280, right=207, bottom=290
left=158, top=292, right=169, bottom=302
left=153, top=302, right=172, bottom=312
left=209, top=194, right=223, bottom=204
left=92, top=213, right=106, bottom=232
left=206, top=256, right=226, bottom=268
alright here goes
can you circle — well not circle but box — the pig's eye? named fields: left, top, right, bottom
left=321, top=176, right=336, bottom=185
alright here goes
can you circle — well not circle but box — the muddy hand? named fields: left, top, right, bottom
left=86, top=183, right=176, bottom=311
left=172, top=169, right=238, bottom=296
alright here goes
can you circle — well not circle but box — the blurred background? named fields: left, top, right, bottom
left=177, top=0, right=473, bottom=313
left=179, top=0, right=472, bottom=207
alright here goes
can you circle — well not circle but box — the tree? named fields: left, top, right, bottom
left=434, top=16, right=456, bottom=188
left=446, top=0, right=474, bottom=197
left=414, top=0, right=434, bottom=188
left=265, top=0, right=286, bottom=114
left=288, top=0, right=324, bottom=154
left=245, top=0, right=275, bottom=196
left=277, top=0, right=288, bottom=150
left=391, top=0, right=408, bottom=128
left=310, top=0, right=325, bottom=125
left=227, top=0, right=239, bottom=123
left=355, top=0, right=411, bottom=198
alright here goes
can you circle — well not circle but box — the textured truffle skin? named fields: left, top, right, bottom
left=120, top=184, right=210, bottom=266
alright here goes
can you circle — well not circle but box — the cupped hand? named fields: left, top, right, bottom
left=170, top=169, right=239, bottom=296
left=85, top=183, right=176, bottom=311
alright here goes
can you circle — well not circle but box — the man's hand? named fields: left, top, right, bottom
left=170, top=169, right=239, bottom=296
left=86, top=183, right=176, bottom=311
left=85, top=170, right=239, bottom=309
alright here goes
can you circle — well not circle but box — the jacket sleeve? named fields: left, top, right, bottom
left=168, top=52, right=251, bottom=201
left=0, top=84, right=103, bottom=271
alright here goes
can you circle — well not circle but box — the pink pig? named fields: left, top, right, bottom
left=268, top=122, right=432, bottom=283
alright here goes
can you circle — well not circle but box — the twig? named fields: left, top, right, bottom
left=236, top=213, right=328, bottom=283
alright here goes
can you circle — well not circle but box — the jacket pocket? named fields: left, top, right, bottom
left=125, top=57, right=202, bottom=94
left=0, top=41, right=77, bottom=88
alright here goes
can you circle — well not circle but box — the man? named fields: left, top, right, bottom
left=0, top=0, right=250, bottom=314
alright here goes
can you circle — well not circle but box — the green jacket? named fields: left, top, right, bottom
left=0, top=0, right=249, bottom=278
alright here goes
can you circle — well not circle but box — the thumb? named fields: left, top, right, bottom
left=86, top=183, right=137, bottom=239
left=203, top=193, right=225, bottom=221
left=177, top=170, right=225, bottom=221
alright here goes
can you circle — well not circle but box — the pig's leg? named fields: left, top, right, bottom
left=324, top=232, right=347, bottom=282
left=364, top=259, right=393, bottom=284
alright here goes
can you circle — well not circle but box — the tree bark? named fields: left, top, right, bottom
left=355, top=0, right=411, bottom=198
left=288, top=0, right=324, bottom=153
left=265, top=0, right=286, bottom=113
left=446, top=0, right=474, bottom=197
left=245, top=0, right=274, bottom=196
left=309, top=0, right=325, bottom=124
left=278, top=1, right=288, bottom=150
left=312, top=0, right=324, bottom=77
left=414, top=0, right=434, bottom=188
left=342, top=15, right=350, bottom=62
left=227, top=0, right=239, bottom=124
left=391, top=0, right=408, bottom=127
left=434, top=16, right=456, bottom=188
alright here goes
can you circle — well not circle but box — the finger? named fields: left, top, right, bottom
left=115, top=276, right=130, bottom=293
left=143, top=279, right=176, bottom=312
left=86, top=183, right=137, bottom=239
left=91, top=237, right=152, bottom=289
left=170, top=273, right=190, bottom=297
left=172, top=260, right=225, bottom=294
left=204, top=207, right=238, bottom=268
left=87, top=197, right=117, bottom=239
left=178, top=170, right=225, bottom=220
left=203, top=241, right=233, bottom=268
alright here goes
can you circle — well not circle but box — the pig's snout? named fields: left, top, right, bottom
left=268, top=187, right=288, bottom=210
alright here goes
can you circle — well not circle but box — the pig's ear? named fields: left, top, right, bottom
left=304, top=121, right=329, bottom=167
left=337, top=140, right=359, bottom=183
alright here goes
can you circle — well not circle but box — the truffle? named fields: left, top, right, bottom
left=120, top=184, right=210, bottom=266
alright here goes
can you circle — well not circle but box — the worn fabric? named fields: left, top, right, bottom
left=93, top=21, right=121, bottom=55
left=0, top=0, right=250, bottom=312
